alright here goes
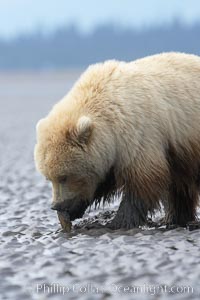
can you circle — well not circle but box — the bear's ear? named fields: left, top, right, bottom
left=76, top=116, right=93, bottom=144
left=36, top=118, right=46, bottom=133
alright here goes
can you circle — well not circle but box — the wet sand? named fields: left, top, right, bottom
left=0, top=72, right=200, bottom=300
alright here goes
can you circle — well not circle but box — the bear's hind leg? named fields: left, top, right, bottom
left=165, top=143, right=200, bottom=228
left=165, top=181, right=199, bottom=227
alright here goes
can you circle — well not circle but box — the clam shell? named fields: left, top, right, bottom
left=57, top=211, right=72, bottom=232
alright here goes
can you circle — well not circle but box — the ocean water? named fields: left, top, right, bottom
left=0, top=71, right=200, bottom=300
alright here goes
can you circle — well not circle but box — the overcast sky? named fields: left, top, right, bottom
left=1, top=0, right=200, bottom=38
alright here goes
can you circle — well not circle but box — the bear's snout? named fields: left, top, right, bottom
left=51, top=199, right=72, bottom=212
left=51, top=198, right=89, bottom=221
left=51, top=201, right=64, bottom=211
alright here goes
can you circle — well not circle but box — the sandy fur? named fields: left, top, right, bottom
left=35, top=52, right=200, bottom=225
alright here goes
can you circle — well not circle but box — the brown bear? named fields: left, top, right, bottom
left=34, top=52, right=200, bottom=230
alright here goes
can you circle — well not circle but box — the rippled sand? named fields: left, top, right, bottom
left=0, top=72, right=200, bottom=300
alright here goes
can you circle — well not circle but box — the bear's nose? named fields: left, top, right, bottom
left=51, top=202, right=63, bottom=211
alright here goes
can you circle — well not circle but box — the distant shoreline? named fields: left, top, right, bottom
left=0, top=22, right=199, bottom=70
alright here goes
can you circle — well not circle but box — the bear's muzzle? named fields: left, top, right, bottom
left=51, top=197, right=89, bottom=221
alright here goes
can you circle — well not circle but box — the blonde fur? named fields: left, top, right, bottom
left=34, top=52, right=200, bottom=226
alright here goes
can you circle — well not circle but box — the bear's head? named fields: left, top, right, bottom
left=34, top=112, right=117, bottom=221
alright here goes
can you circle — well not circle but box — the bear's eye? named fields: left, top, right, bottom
left=58, top=176, right=67, bottom=184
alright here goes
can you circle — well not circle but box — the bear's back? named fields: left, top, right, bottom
left=130, top=52, right=200, bottom=74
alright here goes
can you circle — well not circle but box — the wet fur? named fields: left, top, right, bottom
left=93, top=167, right=118, bottom=206
left=165, top=141, right=200, bottom=226
left=92, top=141, right=200, bottom=228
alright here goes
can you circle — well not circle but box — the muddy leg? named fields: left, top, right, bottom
left=107, top=190, right=148, bottom=230
left=165, top=182, right=198, bottom=228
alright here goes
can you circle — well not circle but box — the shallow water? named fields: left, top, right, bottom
left=0, top=72, right=200, bottom=300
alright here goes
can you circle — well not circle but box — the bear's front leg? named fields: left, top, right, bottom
left=107, top=190, right=148, bottom=230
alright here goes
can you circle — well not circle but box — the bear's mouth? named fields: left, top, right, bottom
left=67, top=199, right=89, bottom=221
left=51, top=198, right=89, bottom=221
left=57, top=210, right=70, bottom=221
